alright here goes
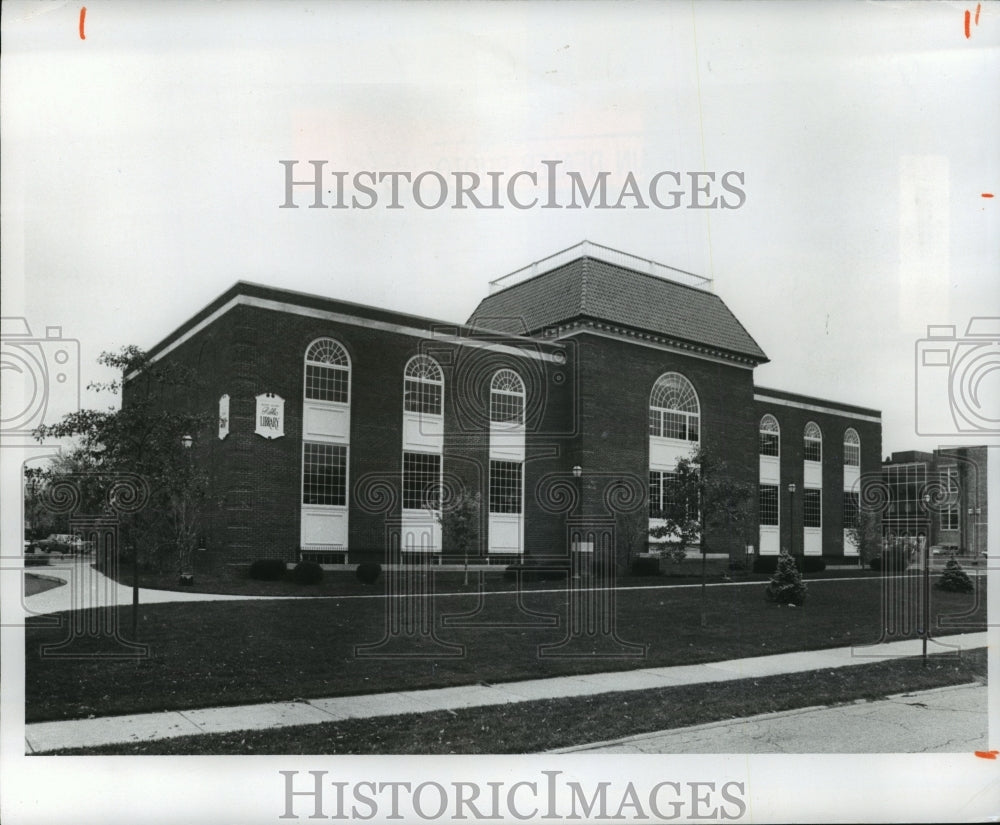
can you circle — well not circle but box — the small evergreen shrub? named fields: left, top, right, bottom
left=503, top=564, right=522, bottom=582
left=24, top=555, right=48, bottom=567
left=935, top=557, right=974, bottom=593
left=355, top=562, right=382, bottom=585
left=765, top=552, right=807, bottom=606
left=630, top=556, right=661, bottom=576
left=292, top=561, right=324, bottom=585
left=249, top=558, right=287, bottom=581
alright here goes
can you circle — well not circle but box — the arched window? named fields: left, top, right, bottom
left=649, top=373, right=700, bottom=441
left=759, top=414, right=780, bottom=456
left=843, top=428, right=860, bottom=466
left=490, top=369, right=525, bottom=425
left=403, top=355, right=443, bottom=416
left=304, top=338, right=350, bottom=404
left=804, top=421, right=822, bottom=462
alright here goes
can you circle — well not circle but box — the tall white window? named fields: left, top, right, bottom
left=759, top=414, right=780, bottom=456
left=305, top=338, right=350, bottom=404
left=490, top=369, right=525, bottom=424
left=301, top=337, right=351, bottom=555
left=401, top=355, right=444, bottom=552
left=842, top=428, right=861, bottom=555
left=804, top=422, right=822, bottom=463
left=843, top=428, right=860, bottom=467
left=758, top=414, right=781, bottom=554
left=802, top=421, right=822, bottom=556
left=488, top=369, right=525, bottom=554
left=403, top=355, right=444, bottom=416
left=649, top=373, right=700, bottom=442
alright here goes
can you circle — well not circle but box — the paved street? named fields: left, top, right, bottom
left=555, top=682, right=989, bottom=754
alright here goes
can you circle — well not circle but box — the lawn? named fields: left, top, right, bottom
left=40, top=649, right=987, bottom=755
left=106, top=558, right=880, bottom=597
left=25, top=575, right=986, bottom=723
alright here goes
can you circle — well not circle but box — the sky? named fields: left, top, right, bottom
left=3, top=1, right=998, bottom=458
left=1, top=2, right=998, bottom=822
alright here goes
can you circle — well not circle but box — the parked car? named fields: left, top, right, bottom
left=30, top=534, right=94, bottom=554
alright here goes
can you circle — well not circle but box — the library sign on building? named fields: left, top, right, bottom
left=255, top=393, right=285, bottom=440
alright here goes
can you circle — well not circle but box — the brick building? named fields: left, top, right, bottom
left=129, top=242, right=882, bottom=566
left=882, top=446, right=989, bottom=557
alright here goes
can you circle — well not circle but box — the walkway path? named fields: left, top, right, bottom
left=553, top=682, right=988, bottom=753
left=24, top=631, right=987, bottom=753
left=22, top=557, right=294, bottom=616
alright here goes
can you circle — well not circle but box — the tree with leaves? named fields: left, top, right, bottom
left=846, top=506, right=882, bottom=567
left=437, top=490, right=481, bottom=585
left=33, top=346, right=212, bottom=577
left=651, top=445, right=755, bottom=624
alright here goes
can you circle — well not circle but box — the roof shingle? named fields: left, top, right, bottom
left=468, top=257, right=768, bottom=363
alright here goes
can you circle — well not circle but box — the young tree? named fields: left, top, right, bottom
left=33, top=346, right=212, bottom=578
left=846, top=505, right=882, bottom=567
left=651, top=445, right=755, bottom=624
left=765, top=551, right=807, bottom=606
left=437, top=490, right=481, bottom=585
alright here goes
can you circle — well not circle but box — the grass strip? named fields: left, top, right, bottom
left=41, top=649, right=986, bottom=755
left=26, top=578, right=986, bottom=723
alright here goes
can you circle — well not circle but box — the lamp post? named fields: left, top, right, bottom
left=787, top=483, right=797, bottom=570
left=921, top=492, right=931, bottom=667
left=571, top=465, right=582, bottom=580
left=180, top=435, right=194, bottom=585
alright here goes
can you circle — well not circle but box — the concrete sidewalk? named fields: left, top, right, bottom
left=554, top=682, right=988, bottom=754
left=24, top=631, right=987, bottom=753
left=22, top=557, right=294, bottom=616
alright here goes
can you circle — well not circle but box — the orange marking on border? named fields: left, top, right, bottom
left=975, top=3, right=981, bottom=25
left=965, top=9, right=971, bottom=38
left=974, top=750, right=998, bottom=759
left=79, top=7, right=86, bottom=40
left=983, top=193, right=995, bottom=199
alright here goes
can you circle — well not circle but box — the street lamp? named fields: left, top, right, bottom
left=787, top=483, right=797, bottom=569
left=921, top=492, right=931, bottom=666
left=571, top=466, right=583, bottom=580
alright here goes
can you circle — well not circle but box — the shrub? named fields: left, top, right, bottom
left=765, top=552, right=807, bottom=606
left=248, top=558, right=288, bottom=581
left=935, top=557, right=974, bottom=593
left=630, top=556, right=661, bottom=576
left=292, top=561, right=324, bottom=585
left=24, top=555, right=48, bottom=567
left=355, top=562, right=382, bottom=585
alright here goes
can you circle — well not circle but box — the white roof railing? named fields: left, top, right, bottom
left=488, top=240, right=713, bottom=293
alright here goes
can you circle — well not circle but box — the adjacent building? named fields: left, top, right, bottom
left=882, top=446, right=989, bottom=556
left=127, top=242, right=883, bottom=566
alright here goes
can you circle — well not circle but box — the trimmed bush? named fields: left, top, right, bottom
left=630, top=556, right=661, bottom=577
left=24, top=555, right=49, bottom=567
left=503, top=564, right=522, bottom=582
left=765, top=552, right=807, bottom=606
left=292, top=561, right=324, bottom=585
left=355, top=562, right=382, bottom=585
left=248, top=558, right=288, bottom=581
left=935, top=557, right=974, bottom=593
